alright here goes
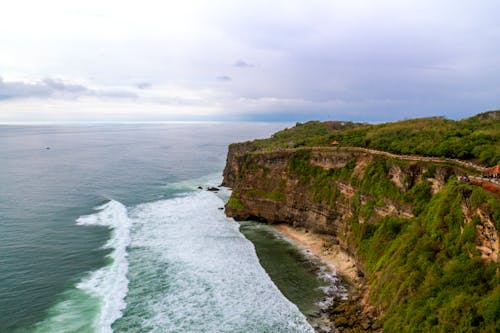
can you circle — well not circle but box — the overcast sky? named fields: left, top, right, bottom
left=1, top=0, right=499, bottom=123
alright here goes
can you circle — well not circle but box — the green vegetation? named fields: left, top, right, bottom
left=287, top=149, right=354, bottom=206
left=358, top=158, right=403, bottom=200
left=244, top=120, right=364, bottom=150
left=354, top=181, right=499, bottom=332
left=240, top=110, right=500, bottom=166
left=247, top=189, right=285, bottom=201
left=229, top=111, right=500, bottom=331
left=337, top=114, right=500, bottom=166
left=266, top=150, right=499, bottom=331
left=227, top=196, right=244, bottom=210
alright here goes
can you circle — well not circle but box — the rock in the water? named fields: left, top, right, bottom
left=207, top=187, right=220, bottom=192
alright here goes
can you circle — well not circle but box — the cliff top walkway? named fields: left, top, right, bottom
left=266, top=145, right=500, bottom=189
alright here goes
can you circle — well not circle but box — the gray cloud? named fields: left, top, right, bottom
left=136, top=82, right=152, bottom=89
left=0, top=76, right=136, bottom=100
left=0, top=76, right=86, bottom=99
left=42, top=78, right=89, bottom=94
left=233, top=60, right=254, bottom=68
left=1, top=1, right=500, bottom=122
left=216, top=75, right=232, bottom=81
left=208, top=1, right=500, bottom=120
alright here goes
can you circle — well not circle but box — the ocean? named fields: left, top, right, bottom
left=0, top=123, right=329, bottom=333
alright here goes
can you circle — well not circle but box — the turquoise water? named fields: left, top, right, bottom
left=0, top=123, right=320, bottom=332
left=239, top=222, right=328, bottom=317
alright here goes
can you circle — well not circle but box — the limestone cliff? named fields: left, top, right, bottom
left=223, top=147, right=459, bottom=256
left=222, top=144, right=500, bottom=332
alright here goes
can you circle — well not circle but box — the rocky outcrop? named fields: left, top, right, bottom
left=224, top=149, right=355, bottom=237
left=461, top=190, right=499, bottom=264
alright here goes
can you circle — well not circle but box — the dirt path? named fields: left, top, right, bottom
left=272, top=146, right=499, bottom=187
left=317, top=146, right=490, bottom=172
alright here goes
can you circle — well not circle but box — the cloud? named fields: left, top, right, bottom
left=233, top=60, right=254, bottom=68
left=1, top=1, right=500, bottom=122
left=136, top=82, right=152, bottom=89
left=42, top=78, right=89, bottom=94
left=0, top=76, right=85, bottom=99
left=0, top=76, right=136, bottom=100
left=216, top=75, right=232, bottom=81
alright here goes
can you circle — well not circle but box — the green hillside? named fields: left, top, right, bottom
left=243, top=110, right=500, bottom=166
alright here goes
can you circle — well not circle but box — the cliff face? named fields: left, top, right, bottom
left=223, top=147, right=456, bottom=255
left=223, top=145, right=500, bottom=332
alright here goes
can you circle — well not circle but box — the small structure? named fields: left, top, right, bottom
left=486, top=165, right=500, bottom=179
left=331, top=140, right=340, bottom=146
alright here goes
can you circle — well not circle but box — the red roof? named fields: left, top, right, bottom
left=488, top=165, right=500, bottom=174
left=331, top=140, right=339, bottom=145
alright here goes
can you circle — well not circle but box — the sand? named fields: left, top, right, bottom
left=272, top=224, right=362, bottom=288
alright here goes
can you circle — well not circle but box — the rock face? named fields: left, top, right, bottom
left=223, top=147, right=454, bottom=256
left=222, top=145, right=500, bottom=331
left=461, top=190, right=500, bottom=263
left=224, top=149, right=350, bottom=232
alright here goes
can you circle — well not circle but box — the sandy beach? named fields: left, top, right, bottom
left=272, top=224, right=362, bottom=289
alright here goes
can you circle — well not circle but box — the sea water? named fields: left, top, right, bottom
left=0, top=123, right=325, bottom=333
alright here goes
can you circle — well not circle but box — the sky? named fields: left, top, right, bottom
left=0, top=0, right=499, bottom=123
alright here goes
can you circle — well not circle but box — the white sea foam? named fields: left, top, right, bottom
left=273, top=230, right=348, bottom=308
left=30, top=200, right=131, bottom=333
left=112, top=189, right=315, bottom=332
left=32, top=177, right=314, bottom=333
left=163, top=172, right=223, bottom=192
left=76, top=200, right=131, bottom=333
left=162, top=172, right=232, bottom=202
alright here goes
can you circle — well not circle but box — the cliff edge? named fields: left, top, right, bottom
left=223, top=134, right=499, bottom=332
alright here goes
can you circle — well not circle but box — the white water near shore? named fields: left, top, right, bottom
left=113, top=188, right=314, bottom=333
left=76, top=201, right=131, bottom=332
left=30, top=201, right=131, bottom=333
left=30, top=180, right=314, bottom=332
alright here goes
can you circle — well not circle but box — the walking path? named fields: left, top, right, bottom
left=336, top=146, right=500, bottom=185
left=272, top=146, right=500, bottom=187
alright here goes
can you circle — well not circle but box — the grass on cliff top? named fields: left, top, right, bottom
left=236, top=110, right=500, bottom=167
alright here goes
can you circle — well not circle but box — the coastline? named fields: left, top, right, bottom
left=271, top=224, right=380, bottom=332
left=272, top=224, right=362, bottom=289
